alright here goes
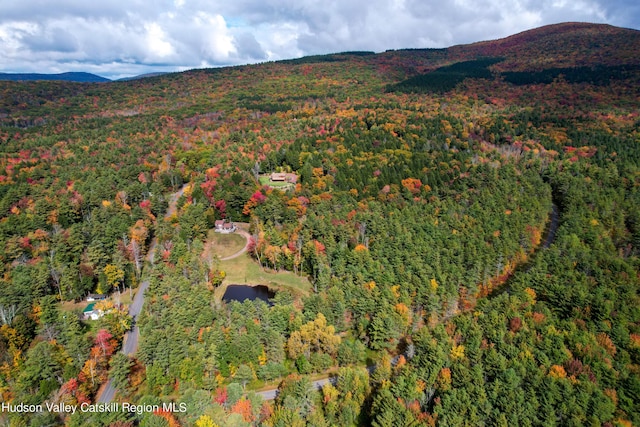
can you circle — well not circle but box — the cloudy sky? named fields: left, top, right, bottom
left=1, top=0, right=638, bottom=79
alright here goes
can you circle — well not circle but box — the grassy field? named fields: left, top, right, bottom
left=205, top=229, right=247, bottom=258
left=258, top=175, right=294, bottom=189
left=215, top=253, right=312, bottom=300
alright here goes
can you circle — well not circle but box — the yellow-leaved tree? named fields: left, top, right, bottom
left=287, top=313, right=341, bottom=359
left=195, top=415, right=220, bottom=427
left=103, top=264, right=124, bottom=293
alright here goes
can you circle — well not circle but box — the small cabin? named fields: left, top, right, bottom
left=86, top=293, right=107, bottom=302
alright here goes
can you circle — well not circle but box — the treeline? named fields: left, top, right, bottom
left=387, top=59, right=640, bottom=94
left=502, top=64, right=640, bottom=86
left=387, top=58, right=502, bottom=93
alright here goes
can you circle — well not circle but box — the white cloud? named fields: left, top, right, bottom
left=195, top=12, right=237, bottom=62
left=144, top=22, right=175, bottom=60
left=0, top=21, right=39, bottom=52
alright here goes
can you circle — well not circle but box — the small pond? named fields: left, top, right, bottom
left=222, top=285, right=274, bottom=304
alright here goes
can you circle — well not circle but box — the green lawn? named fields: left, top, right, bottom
left=216, top=253, right=312, bottom=300
left=259, top=175, right=294, bottom=189
left=206, top=230, right=247, bottom=258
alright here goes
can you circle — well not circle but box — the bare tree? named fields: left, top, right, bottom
left=253, top=233, right=263, bottom=269
left=52, top=224, right=63, bottom=236
left=130, top=239, right=143, bottom=279
left=0, top=304, right=16, bottom=325
left=43, top=324, right=59, bottom=341
left=357, top=222, right=367, bottom=246
left=251, top=161, right=261, bottom=183
left=294, top=234, right=303, bottom=275
left=48, top=249, right=64, bottom=300
left=117, top=190, right=128, bottom=206
left=251, top=217, right=264, bottom=269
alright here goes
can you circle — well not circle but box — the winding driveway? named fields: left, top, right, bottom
left=219, top=229, right=251, bottom=261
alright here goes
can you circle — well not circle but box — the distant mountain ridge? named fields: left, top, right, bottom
left=1, top=22, right=638, bottom=86
left=117, top=72, right=168, bottom=82
left=0, top=71, right=173, bottom=83
left=0, top=72, right=110, bottom=83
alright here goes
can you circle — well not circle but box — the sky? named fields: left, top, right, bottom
left=0, top=0, right=638, bottom=80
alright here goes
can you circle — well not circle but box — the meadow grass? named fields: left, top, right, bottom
left=216, top=253, right=312, bottom=300
left=206, top=229, right=246, bottom=258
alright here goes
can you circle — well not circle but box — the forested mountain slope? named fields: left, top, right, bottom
left=0, top=22, right=639, bottom=426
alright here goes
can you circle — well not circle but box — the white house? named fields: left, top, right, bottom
left=214, top=220, right=237, bottom=234
left=86, top=293, right=107, bottom=302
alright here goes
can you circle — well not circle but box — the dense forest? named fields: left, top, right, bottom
left=0, top=22, right=639, bottom=427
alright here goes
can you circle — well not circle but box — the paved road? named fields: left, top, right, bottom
left=255, top=360, right=400, bottom=401
left=257, top=376, right=335, bottom=401
left=258, top=387, right=278, bottom=401
left=97, top=279, right=149, bottom=403
left=97, top=186, right=186, bottom=403
left=119, top=278, right=149, bottom=354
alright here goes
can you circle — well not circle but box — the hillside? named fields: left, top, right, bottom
left=0, top=22, right=639, bottom=427
left=370, top=22, right=640, bottom=89
left=453, top=22, right=640, bottom=69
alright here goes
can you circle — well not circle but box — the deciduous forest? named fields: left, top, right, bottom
left=0, top=22, right=639, bottom=426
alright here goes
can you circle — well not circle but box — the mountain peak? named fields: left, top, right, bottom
left=453, top=22, right=640, bottom=70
